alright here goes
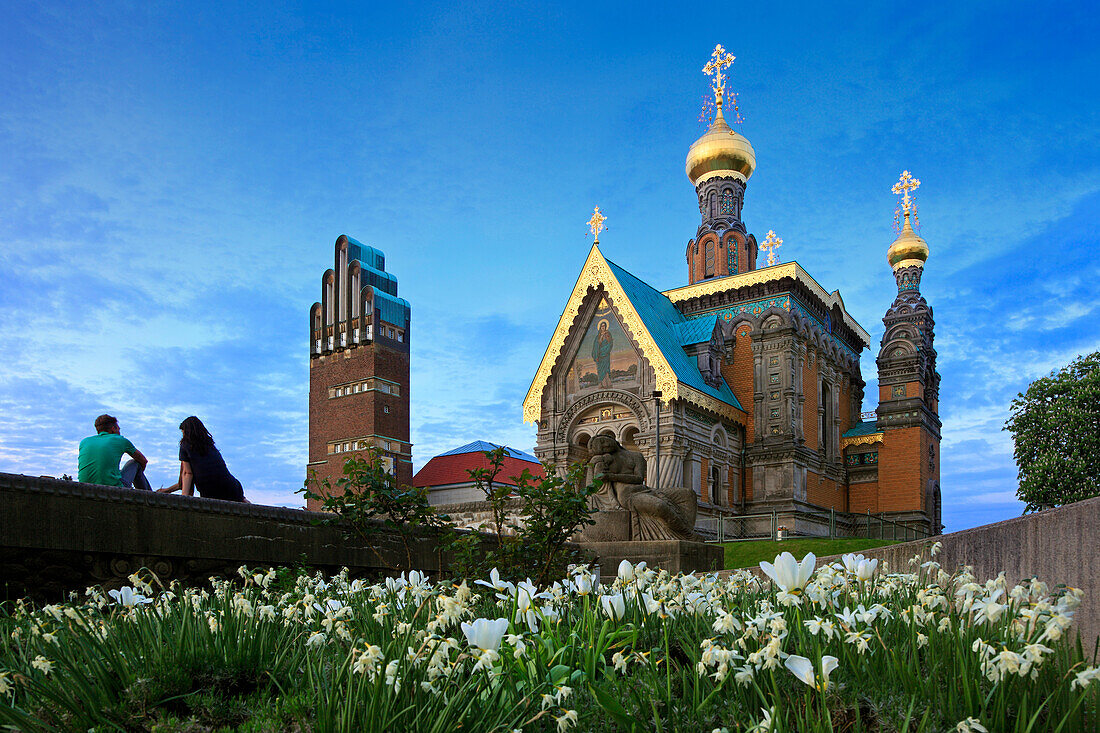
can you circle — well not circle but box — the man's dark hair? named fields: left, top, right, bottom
left=94, top=414, right=118, bottom=433
left=180, top=416, right=216, bottom=456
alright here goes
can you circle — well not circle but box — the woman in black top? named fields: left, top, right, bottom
left=173, top=416, right=246, bottom=502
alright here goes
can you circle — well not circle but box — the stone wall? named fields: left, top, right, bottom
left=0, top=472, right=452, bottom=602
left=724, top=496, right=1100, bottom=651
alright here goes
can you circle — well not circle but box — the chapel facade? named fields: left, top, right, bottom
left=306, top=235, right=412, bottom=509
left=523, top=52, right=942, bottom=537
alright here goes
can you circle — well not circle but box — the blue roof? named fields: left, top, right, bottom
left=843, top=420, right=881, bottom=437
left=345, top=237, right=385, bottom=271
left=604, top=258, right=744, bottom=413
left=440, top=441, right=539, bottom=463
left=373, top=290, right=410, bottom=329
left=357, top=262, right=398, bottom=297
left=675, top=314, right=719, bottom=346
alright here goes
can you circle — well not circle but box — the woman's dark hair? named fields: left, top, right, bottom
left=179, top=416, right=216, bottom=456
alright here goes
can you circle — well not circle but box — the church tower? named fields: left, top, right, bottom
left=306, top=235, right=412, bottom=510
left=685, top=45, right=759, bottom=284
left=874, top=173, right=942, bottom=532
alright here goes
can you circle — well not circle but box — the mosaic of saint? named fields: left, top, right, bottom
left=566, top=299, right=640, bottom=400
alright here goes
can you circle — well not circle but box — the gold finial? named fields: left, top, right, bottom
left=760, top=230, right=783, bottom=267
left=586, top=206, right=607, bottom=244
left=892, top=170, right=921, bottom=232
left=703, top=44, right=735, bottom=108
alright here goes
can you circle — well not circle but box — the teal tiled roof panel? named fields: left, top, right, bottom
left=604, top=258, right=744, bottom=413
left=675, top=315, right=719, bottom=346
left=439, top=441, right=539, bottom=463
left=373, top=290, right=411, bottom=329
left=346, top=237, right=385, bottom=271
left=842, top=421, right=881, bottom=437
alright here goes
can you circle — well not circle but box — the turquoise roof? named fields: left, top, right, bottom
left=373, top=290, right=411, bottom=329
left=345, top=237, right=385, bottom=271
left=604, top=258, right=744, bottom=413
left=675, top=314, right=719, bottom=346
left=843, top=420, right=881, bottom=437
left=357, top=262, right=398, bottom=296
left=440, top=441, right=539, bottom=463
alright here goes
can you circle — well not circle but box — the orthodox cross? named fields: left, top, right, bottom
left=892, top=170, right=921, bottom=231
left=587, top=206, right=607, bottom=244
left=702, top=44, right=735, bottom=106
left=760, top=229, right=783, bottom=267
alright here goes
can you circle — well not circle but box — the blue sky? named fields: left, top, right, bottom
left=1, top=1, right=1097, bottom=532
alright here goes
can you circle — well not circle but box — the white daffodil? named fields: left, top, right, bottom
left=108, top=586, right=153, bottom=607
left=784, top=654, right=838, bottom=691
left=759, top=552, right=816, bottom=594
left=1071, top=665, right=1099, bottom=690
left=843, top=553, right=879, bottom=581
left=306, top=632, right=326, bottom=647
left=600, top=593, right=626, bottom=621
left=31, top=655, right=53, bottom=675
left=955, top=717, right=988, bottom=733
left=460, top=617, right=509, bottom=652
left=474, top=568, right=516, bottom=596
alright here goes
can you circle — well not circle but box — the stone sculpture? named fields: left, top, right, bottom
left=586, top=435, right=698, bottom=541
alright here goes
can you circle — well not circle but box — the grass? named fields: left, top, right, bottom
left=721, top=537, right=900, bottom=569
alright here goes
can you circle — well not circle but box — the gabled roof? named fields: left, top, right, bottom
left=440, top=441, right=538, bottom=463
left=414, top=444, right=544, bottom=490
left=523, top=244, right=744, bottom=423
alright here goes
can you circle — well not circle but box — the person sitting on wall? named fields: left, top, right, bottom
left=77, top=414, right=152, bottom=491
left=157, top=416, right=247, bottom=502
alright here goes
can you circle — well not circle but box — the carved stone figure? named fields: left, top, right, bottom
left=587, top=435, right=698, bottom=541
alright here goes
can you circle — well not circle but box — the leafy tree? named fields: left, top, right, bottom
left=1005, top=350, right=1100, bottom=512
left=446, top=447, right=598, bottom=585
left=298, top=449, right=449, bottom=568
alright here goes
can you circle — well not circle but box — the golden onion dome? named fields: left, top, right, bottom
left=686, top=106, right=756, bottom=186
left=887, top=213, right=930, bottom=270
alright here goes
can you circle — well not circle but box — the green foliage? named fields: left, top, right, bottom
left=298, top=449, right=449, bottom=568
left=446, top=447, right=598, bottom=585
left=1005, top=351, right=1100, bottom=512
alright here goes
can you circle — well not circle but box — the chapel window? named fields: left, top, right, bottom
left=705, top=240, right=715, bottom=277
left=720, top=191, right=735, bottom=215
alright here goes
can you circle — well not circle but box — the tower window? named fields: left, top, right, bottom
left=705, top=240, right=715, bottom=277
left=720, top=192, right=735, bottom=215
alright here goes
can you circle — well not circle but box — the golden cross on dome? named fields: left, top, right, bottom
left=702, top=44, right=735, bottom=106
left=892, top=170, right=921, bottom=219
left=760, top=230, right=783, bottom=267
left=586, top=206, right=607, bottom=244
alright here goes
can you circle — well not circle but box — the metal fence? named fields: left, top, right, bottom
left=697, top=507, right=933, bottom=543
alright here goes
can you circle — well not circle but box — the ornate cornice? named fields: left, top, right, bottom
left=663, top=261, right=872, bottom=346
left=523, top=245, right=727, bottom=423
left=841, top=433, right=884, bottom=448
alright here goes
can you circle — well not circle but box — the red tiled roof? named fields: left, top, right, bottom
left=413, top=452, right=544, bottom=489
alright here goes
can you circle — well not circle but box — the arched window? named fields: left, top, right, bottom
left=704, top=239, right=715, bottom=277
left=820, top=380, right=831, bottom=455
left=711, top=466, right=722, bottom=505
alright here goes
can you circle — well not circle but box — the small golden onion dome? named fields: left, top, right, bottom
left=686, top=106, right=756, bottom=186
left=887, top=213, right=930, bottom=270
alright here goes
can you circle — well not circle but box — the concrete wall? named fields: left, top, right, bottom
left=727, top=496, right=1100, bottom=652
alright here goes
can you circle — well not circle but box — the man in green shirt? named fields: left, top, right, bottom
left=77, top=414, right=152, bottom=490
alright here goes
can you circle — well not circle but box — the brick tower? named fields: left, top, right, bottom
left=307, top=235, right=412, bottom=509
left=873, top=174, right=942, bottom=532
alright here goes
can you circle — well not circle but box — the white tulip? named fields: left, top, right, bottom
left=460, top=617, right=510, bottom=652
left=601, top=593, right=626, bottom=621
left=784, top=654, right=838, bottom=691
left=842, top=553, right=878, bottom=581
left=572, top=574, right=593, bottom=595
left=617, top=560, right=635, bottom=583
left=759, top=552, right=816, bottom=593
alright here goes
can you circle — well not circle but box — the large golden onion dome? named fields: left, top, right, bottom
left=887, top=212, right=930, bottom=270
left=686, top=106, right=756, bottom=186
